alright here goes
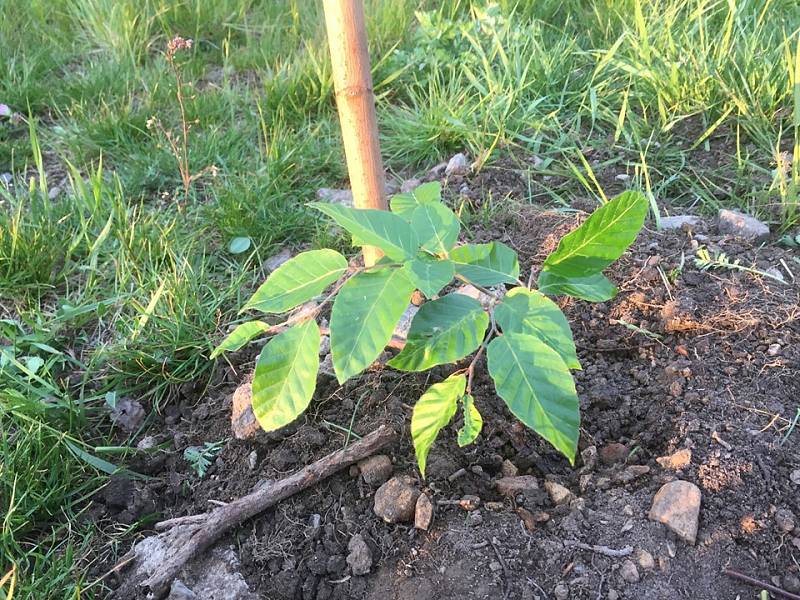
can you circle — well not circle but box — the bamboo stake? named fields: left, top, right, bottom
left=323, top=0, right=387, bottom=266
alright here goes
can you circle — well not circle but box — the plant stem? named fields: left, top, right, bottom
left=466, top=311, right=498, bottom=394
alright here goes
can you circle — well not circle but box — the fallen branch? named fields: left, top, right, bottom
left=564, top=540, right=633, bottom=557
left=115, top=424, right=398, bottom=598
left=724, top=568, right=800, bottom=600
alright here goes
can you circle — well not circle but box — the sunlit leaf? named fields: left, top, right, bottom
left=542, top=191, right=648, bottom=277
left=311, top=203, right=419, bottom=261
left=487, top=333, right=579, bottom=463
left=537, top=270, right=617, bottom=302
left=457, top=394, right=482, bottom=447
left=411, top=374, right=465, bottom=477
left=251, top=320, right=320, bottom=431
left=211, top=320, right=271, bottom=358
left=494, top=288, right=580, bottom=369
left=388, top=293, right=488, bottom=372
left=403, top=255, right=455, bottom=298
left=450, top=242, right=520, bottom=286
left=330, top=267, right=416, bottom=383
left=242, top=249, right=347, bottom=314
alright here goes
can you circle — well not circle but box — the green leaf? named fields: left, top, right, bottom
left=487, top=332, right=580, bottom=463
left=228, top=236, right=251, bottom=254
left=330, top=267, right=416, bottom=383
left=211, top=321, right=271, bottom=358
left=390, top=181, right=441, bottom=219
left=542, top=191, right=648, bottom=277
left=388, top=294, right=488, bottom=372
left=251, top=320, right=320, bottom=431
left=457, top=394, right=482, bottom=447
left=537, top=270, right=618, bottom=302
left=310, top=202, right=419, bottom=261
left=450, top=242, right=520, bottom=286
left=494, top=288, right=580, bottom=369
left=411, top=202, right=460, bottom=254
left=411, top=373, right=465, bottom=477
left=403, top=255, right=455, bottom=298
left=243, top=249, right=347, bottom=314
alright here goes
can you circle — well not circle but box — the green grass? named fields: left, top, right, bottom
left=2, top=0, right=800, bottom=597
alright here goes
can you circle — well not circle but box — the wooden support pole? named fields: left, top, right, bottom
left=323, top=0, right=387, bottom=266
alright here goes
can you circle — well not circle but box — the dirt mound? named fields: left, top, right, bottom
left=98, top=202, right=800, bottom=599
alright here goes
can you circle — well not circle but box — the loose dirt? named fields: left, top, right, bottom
left=96, top=168, right=800, bottom=600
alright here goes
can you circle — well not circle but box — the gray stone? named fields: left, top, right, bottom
left=718, top=209, right=770, bottom=241
left=109, top=397, right=146, bottom=432
left=616, top=465, right=651, bottom=484
left=554, top=583, right=570, bottom=600
left=168, top=580, right=197, bottom=600
left=316, top=188, right=354, bottom=207
left=501, top=459, right=519, bottom=478
left=319, top=354, right=335, bottom=377
left=580, top=446, right=598, bottom=470
left=373, top=476, right=420, bottom=523
left=495, top=475, right=539, bottom=497
left=660, top=215, right=702, bottom=230
left=357, top=454, right=393, bottom=486
left=0, top=172, right=12, bottom=186
left=784, top=574, right=800, bottom=594
left=346, top=534, right=372, bottom=575
left=400, top=178, right=422, bottom=193
left=649, top=480, right=702, bottom=544
left=445, top=153, right=470, bottom=176
left=775, top=508, right=796, bottom=533
left=265, top=248, right=293, bottom=271
left=393, top=305, right=418, bottom=341
left=792, top=469, right=800, bottom=485
left=318, top=335, right=330, bottom=356
left=620, top=560, right=640, bottom=583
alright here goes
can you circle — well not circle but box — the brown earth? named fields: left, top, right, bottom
left=94, top=168, right=800, bottom=600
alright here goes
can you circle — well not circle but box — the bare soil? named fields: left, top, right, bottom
left=94, top=167, right=800, bottom=600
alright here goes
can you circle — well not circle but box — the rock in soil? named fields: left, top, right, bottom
left=400, top=178, right=422, bottom=193
left=616, top=465, right=651, bottom=484
left=636, top=549, right=655, bottom=571
left=580, top=445, right=598, bottom=470
left=784, top=574, right=800, bottom=594
left=495, top=475, right=539, bottom=497
left=357, top=454, right=393, bottom=486
left=316, top=188, right=354, bottom=207
left=445, top=153, right=470, bottom=176
left=660, top=215, right=702, bottom=230
left=168, top=580, right=197, bottom=599
left=656, top=448, right=692, bottom=471
left=109, top=397, right=146, bottom=432
left=501, top=459, right=519, bottom=477
left=544, top=480, right=573, bottom=505
left=553, top=583, right=569, bottom=600
left=717, top=208, right=770, bottom=241
left=346, top=534, right=373, bottom=576
left=415, top=492, right=434, bottom=530
left=599, top=442, right=628, bottom=465
left=231, top=382, right=259, bottom=440
left=373, top=476, right=420, bottom=523
left=620, top=560, right=640, bottom=583
left=649, top=480, right=702, bottom=544
left=264, top=248, right=292, bottom=271
left=775, top=508, right=796, bottom=533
